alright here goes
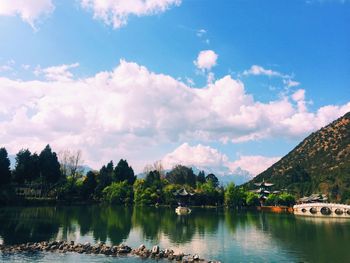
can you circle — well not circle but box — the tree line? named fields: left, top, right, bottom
left=0, top=146, right=295, bottom=207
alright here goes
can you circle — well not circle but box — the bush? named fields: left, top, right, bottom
left=265, top=193, right=279, bottom=206
left=224, top=183, right=245, bottom=208
left=278, top=193, right=296, bottom=206
left=102, top=181, right=133, bottom=205
left=245, top=192, right=260, bottom=206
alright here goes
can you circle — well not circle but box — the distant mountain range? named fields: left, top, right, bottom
left=137, top=166, right=254, bottom=186
left=191, top=166, right=254, bottom=186
left=247, top=112, right=350, bottom=202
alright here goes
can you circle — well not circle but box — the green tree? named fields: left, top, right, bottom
left=14, top=149, right=40, bottom=184
left=39, top=145, right=62, bottom=184
left=133, top=179, right=146, bottom=204
left=102, top=181, right=133, bottom=204
left=0, top=148, right=11, bottom=185
left=224, top=183, right=245, bottom=208
left=278, top=193, right=296, bottom=206
left=197, top=180, right=222, bottom=206
left=197, top=170, right=206, bottom=184
left=95, top=161, right=113, bottom=197
left=114, top=159, right=136, bottom=185
left=163, top=184, right=182, bottom=205
left=81, top=171, right=97, bottom=199
left=245, top=192, right=260, bottom=206
left=265, top=193, right=279, bottom=206
left=145, top=170, right=161, bottom=188
left=166, top=165, right=196, bottom=187
left=206, top=173, right=219, bottom=188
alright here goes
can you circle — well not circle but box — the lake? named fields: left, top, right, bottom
left=0, top=206, right=350, bottom=262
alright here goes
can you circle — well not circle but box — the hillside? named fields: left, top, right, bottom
left=247, top=112, right=350, bottom=202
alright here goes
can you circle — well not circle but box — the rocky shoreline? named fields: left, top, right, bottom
left=0, top=240, right=220, bottom=263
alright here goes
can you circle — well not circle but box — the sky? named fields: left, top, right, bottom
left=0, top=0, right=349, bottom=180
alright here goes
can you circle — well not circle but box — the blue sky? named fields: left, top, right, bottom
left=0, top=0, right=349, bottom=178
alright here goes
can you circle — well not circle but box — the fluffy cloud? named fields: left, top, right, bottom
left=242, top=65, right=283, bottom=77
left=0, top=0, right=54, bottom=29
left=162, top=143, right=280, bottom=179
left=228, top=155, right=280, bottom=176
left=0, top=59, right=349, bottom=171
left=194, top=50, right=218, bottom=71
left=283, top=78, right=300, bottom=88
left=162, top=143, right=229, bottom=171
left=34, top=63, right=80, bottom=81
left=80, top=0, right=181, bottom=28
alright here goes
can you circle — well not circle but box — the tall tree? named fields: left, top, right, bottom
left=166, top=165, right=196, bottom=187
left=95, top=161, right=114, bottom=196
left=39, top=145, right=61, bottom=184
left=58, top=149, right=84, bottom=179
left=206, top=173, right=219, bottom=188
left=13, top=149, right=39, bottom=184
left=114, top=159, right=136, bottom=185
left=143, top=160, right=165, bottom=178
left=197, top=170, right=206, bottom=184
left=81, top=171, right=97, bottom=199
left=145, top=170, right=161, bottom=188
left=0, top=148, right=11, bottom=185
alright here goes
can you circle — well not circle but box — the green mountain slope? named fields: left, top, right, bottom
left=247, top=112, right=350, bottom=202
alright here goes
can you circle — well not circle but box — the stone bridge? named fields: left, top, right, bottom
left=293, top=203, right=350, bottom=218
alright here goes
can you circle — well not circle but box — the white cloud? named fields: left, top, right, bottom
left=80, top=0, right=181, bottom=28
left=0, top=65, right=12, bottom=72
left=0, top=59, right=15, bottom=73
left=196, top=29, right=206, bottom=37
left=194, top=50, right=218, bottom=71
left=34, top=63, right=80, bottom=81
left=283, top=78, right=300, bottom=88
left=228, top=155, right=280, bottom=176
left=162, top=143, right=280, bottom=178
left=0, top=59, right=349, bottom=171
left=21, top=64, right=31, bottom=70
left=292, top=89, right=305, bottom=102
left=0, top=0, right=54, bottom=29
left=243, top=65, right=283, bottom=77
left=162, top=143, right=229, bottom=171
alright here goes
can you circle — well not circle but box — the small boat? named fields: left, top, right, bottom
left=293, top=202, right=350, bottom=218
left=175, top=206, right=191, bottom=215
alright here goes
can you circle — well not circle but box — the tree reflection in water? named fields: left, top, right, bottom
left=0, top=207, right=60, bottom=245
left=132, top=207, right=221, bottom=244
left=1, top=206, right=350, bottom=263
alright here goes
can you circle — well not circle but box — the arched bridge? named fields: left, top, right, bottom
left=293, top=203, right=350, bottom=218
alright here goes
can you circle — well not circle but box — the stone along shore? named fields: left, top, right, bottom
left=0, top=240, right=221, bottom=263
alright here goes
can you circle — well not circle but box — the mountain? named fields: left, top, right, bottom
left=136, top=166, right=253, bottom=186
left=191, top=166, right=253, bottom=186
left=247, top=112, right=350, bottom=202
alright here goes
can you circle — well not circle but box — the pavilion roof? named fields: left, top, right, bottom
left=254, top=180, right=274, bottom=187
left=298, top=194, right=327, bottom=203
left=173, top=188, right=195, bottom=197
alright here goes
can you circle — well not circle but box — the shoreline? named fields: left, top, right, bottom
left=0, top=240, right=220, bottom=263
left=0, top=201, right=294, bottom=214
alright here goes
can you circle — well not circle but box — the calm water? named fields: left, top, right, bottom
left=0, top=206, right=350, bottom=262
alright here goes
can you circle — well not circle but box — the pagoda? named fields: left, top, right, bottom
left=253, top=180, right=278, bottom=205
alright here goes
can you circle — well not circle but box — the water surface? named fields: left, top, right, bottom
left=1, top=206, right=350, bottom=262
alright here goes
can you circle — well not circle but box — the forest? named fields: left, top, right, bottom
left=0, top=145, right=295, bottom=207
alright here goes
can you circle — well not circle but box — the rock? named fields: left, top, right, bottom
left=139, top=244, right=146, bottom=251
left=0, top=241, right=218, bottom=263
left=50, top=245, right=58, bottom=250
left=152, top=245, right=159, bottom=254
left=175, top=253, right=184, bottom=261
